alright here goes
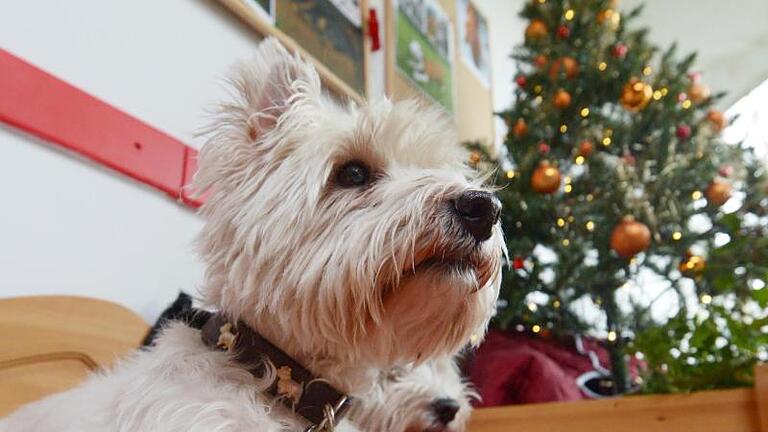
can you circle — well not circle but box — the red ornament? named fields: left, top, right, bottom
left=676, top=124, right=692, bottom=140
left=539, top=142, right=551, bottom=154
left=515, top=75, right=527, bottom=87
left=557, top=25, right=571, bottom=38
left=612, top=44, right=628, bottom=58
left=513, top=257, right=525, bottom=270
left=718, top=165, right=734, bottom=177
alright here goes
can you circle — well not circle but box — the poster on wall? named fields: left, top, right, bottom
left=456, top=0, right=491, bottom=87
left=396, top=0, right=454, bottom=111
left=276, top=0, right=366, bottom=95
left=245, top=0, right=275, bottom=23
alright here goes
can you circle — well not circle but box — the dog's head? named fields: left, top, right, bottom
left=349, top=357, right=475, bottom=432
left=196, top=38, right=505, bottom=367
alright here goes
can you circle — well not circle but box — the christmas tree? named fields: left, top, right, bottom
left=472, top=0, right=768, bottom=394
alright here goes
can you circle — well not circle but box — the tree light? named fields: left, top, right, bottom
left=562, top=239, right=570, bottom=246
left=586, top=221, right=595, bottom=231
left=580, top=107, right=590, bottom=117
left=557, top=218, right=566, bottom=227
left=506, top=170, right=516, bottom=179
left=560, top=124, right=568, bottom=133
left=642, top=66, right=652, bottom=76
left=564, top=9, right=575, bottom=20
left=564, top=184, right=573, bottom=193
left=701, top=294, right=713, bottom=304
left=598, top=62, right=607, bottom=71
left=602, top=137, right=612, bottom=146
left=672, top=231, right=682, bottom=240
left=692, top=190, right=703, bottom=200
left=682, top=100, right=692, bottom=109
left=607, top=331, right=617, bottom=342
left=575, top=156, right=585, bottom=165
left=528, top=302, right=538, bottom=312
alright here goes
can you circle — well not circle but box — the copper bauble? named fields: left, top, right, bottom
left=688, top=82, right=711, bottom=104
left=706, top=180, right=732, bottom=207
left=531, top=161, right=561, bottom=194
left=526, top=20, right=548, bottom=40
left=596, top=9, right=621, bottom=29
left=707, top=110, right=727, bottom=132
left=548, top=56, right=579, bottom=81
left=553, top=89, right=572, bottom=109
left=620, top=78, right=653, bottom=112
left=578, top=140, right=594, bottom=157
left=610, top=216, right=651, bottom=258
left=534, top=54, right=549, bottom=68
left=512, top=118, right=529, bottom=138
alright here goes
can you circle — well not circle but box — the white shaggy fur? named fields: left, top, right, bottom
left=350, top=357, right=475, bottom=432
left=1, top=38, right=503, bottom=431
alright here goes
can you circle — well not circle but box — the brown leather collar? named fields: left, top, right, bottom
left=201, top=314, right=351, bottom=430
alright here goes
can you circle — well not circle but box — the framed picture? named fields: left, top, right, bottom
left=244, top=0, right=275, bottom=23
left=395, top=0, right=454, bottom=111
left=276, top=0, right=366, bottom=95
left=456, top=0, right=491, bottom=87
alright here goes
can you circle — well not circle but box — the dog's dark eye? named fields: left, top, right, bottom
left=336, top=161, right=370, bottom=187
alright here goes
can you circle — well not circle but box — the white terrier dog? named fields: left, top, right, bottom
left=1, top=38, right=503, bottom=431
left=350, top=357, right=475, bottom=432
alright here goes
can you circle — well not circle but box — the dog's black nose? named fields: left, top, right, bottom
left=453, top=190, right=501, bottom=241
left=431, top=398, right=460, bottom=425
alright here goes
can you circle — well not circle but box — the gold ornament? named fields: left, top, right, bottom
left=707, top=110, right=727, bottom=132
left=596, top=9, right=621, bottom=29
left=706, top=180, right=732, bottom=207
left=688, top=82, right=711, bottom=104
left=526, top=19, right=548, bottom=40
left=553, top=89, right=572, bottom=109
left=548, top=56, right=579, bottom=81
left=531, top=161, right=561, bottom=194
left=512, top=118, right=529, bottom=138
left=620, top=78, right=653, bottom=112
left=678, top=251, right=706, bottom=276
left=610, top=216, right=651, bottom=258
left=578, top=140, right=594, bottom=157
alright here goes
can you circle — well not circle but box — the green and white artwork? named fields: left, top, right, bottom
left=396, top=0, right=454, bottom=111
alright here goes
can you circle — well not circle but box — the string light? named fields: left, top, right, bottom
left=586, top=221, right=595, bottom=231
left=598, top=62, right=607, bottom=71
left=562, top=239, right=570, bottom=246
left=564, top=9, right=575, bottom=20
left=580, top=107, right=590, bottom=117
left=660, top=87, right=669, bottom=96
left=701, top=294, right=713, bottom=304
left=607, top=331, right=617, bottom=342
left=682, top=100, right=692, bottom=109
left=652, top=90, right=662, bottom=100
left=532, top=324, right=542, bottom=333
left=559, top=124, right=568, bottom=133
left=553, top=300, right=561, bottom=308
left=602, top=137, right=612, bottom=146
left=534, top=85, right=543, bottom=93
left=692, top=190, right=703, bottom=200
left=564, top=176, right=572, bottom=184
left=534, top=95, right=543, bottom=104
left=528, top=302, right=538, bottom=312
left=575, top=155, right=585, bottom=165
left=642, top=66, right=652, bottom=76
left=557, top=218, right=566, bottom=227
left=564, top=184, right=573, bottom=193
left=586, top=194, right=594, bottom=202
left=568, top=215, right=575, bottom=223
left=506, top=170, right=516, bottom=179
left=672, top=231, right=682, bottom=240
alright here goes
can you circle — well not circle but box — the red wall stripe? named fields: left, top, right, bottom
left=0, top=48, right=200, bottom=204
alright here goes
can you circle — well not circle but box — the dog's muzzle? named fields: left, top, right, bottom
left=453, top=190, right=501, bottom=242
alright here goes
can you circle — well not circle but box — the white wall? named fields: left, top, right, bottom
left=0, top=0, right=267, bottom=321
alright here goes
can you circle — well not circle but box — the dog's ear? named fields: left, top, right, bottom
left=236, top=37, right=322, bottom=134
